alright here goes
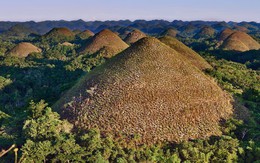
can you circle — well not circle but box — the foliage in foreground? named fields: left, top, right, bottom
left=1, top=99, right=260, bottom=162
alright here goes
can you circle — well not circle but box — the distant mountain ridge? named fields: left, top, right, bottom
left=0, top=20, right=259, bottom=35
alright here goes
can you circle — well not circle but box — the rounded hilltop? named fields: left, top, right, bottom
left=217, top=28, right=234, bottom=42
left=77, top=29, right=95, bottom=40
left=8, top=42, right=42, bottom=58
left=194, top=26, right=216, bottom=39
left=79, top=29, right=129, bottom=58
left=44, top=27, right=74, bottom=38
left=160, top=28, right=178, bottom=37
left=55, top=37, right=233, bottom=144
left=124, top=29, right=146, bottom=44
left=220, top=31, right=260, bottom=52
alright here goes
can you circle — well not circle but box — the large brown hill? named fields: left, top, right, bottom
left=8, top=42, right=42, bottom=58
left=220, top=31, right=260, bottom=52
left=79, top=29, right=129, bottom=58
left=55, top=37, right=233, bottom=144
left=159, top=36, right=212, bottom=70
left=124, top=29, right=146, bottom=44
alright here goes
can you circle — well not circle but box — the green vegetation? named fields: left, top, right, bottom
left=0, top=28, right=260, bottom=162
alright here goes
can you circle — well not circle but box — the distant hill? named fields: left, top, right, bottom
left=178, top=23, right=198, bottom=37
left=159, top=36, right=212, bottom=70
left=43, top=27, right=75, bottom=43
left=7, top=42, right=42, bottom=58
left=220, top=31, right=260, bottom=52
left=124, top=29, right=146, bottom=44
left=55, top=37, right=232, bottom=144
left=72, top=29, right=82, bottom=35
left=160, top=28, right=178, bottom=37
left=0, top=20, right=260, bottom=37
left=211, top=22, right=230, bottom=31
left=1, top=24, right=36, bottom=38
left=233, top=25, right=249, bottom=33
left=194, top=26, right=216, bottom=39
left=79, top=29, right=129, bottom=58
left=217, top=28, right=234, bottom=42
left=44, top=27, right=74, bottom=38
left=76, top=29, right=94, bottom=40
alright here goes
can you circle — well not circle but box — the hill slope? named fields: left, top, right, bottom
left=44, top=27, right=74, bottom=38
left=160, top=28, right=178, bottom=37
left=1, top=24, right=36, bottom=38
left=217, top=28, right=234, bottom=42
left=220, top=31, right=260, bottom=52
left=77, top=29, right=94, bottom=40
left=55, top=37, right=232, bottom=144
left=8, top=42, right=42, bottom=58
left=194, top=26, right=215, bottom=39
left=159, top=36, right=212, bottom=70
left=124, top=29, right=146, bottom=44
left=79, top=29, right=129, bottom=58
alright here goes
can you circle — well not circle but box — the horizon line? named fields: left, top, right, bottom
left=0, top=18, right=259, bottom=24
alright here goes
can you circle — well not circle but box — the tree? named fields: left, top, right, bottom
left=21, top=100, right=85, bottom=162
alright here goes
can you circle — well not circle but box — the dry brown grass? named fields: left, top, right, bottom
left=124, top=29, right=146, bottom=45
left=79, top=29, right=129, bottom=58
left=61, top=42, right=74, bottom=46
left=194, top=26, right=215, bottom=39
left=8, top=42, right=42, bottom=58
left=161, top=28, right=178, bottom=37
left=55, top=37, right=233, bottom=144
left=217, top=28, right=234, bottom=42
left=159, top=36, right=212, bottom=70
left=220, top=31, right=260, bottom=52
left=44, top=27, right=74, bottom=37
left=233, top=26, right=249, bottom=33
left=77, top=30, right=94, bottom=40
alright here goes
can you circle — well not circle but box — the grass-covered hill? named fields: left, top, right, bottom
left=220, top=31, right=260, bottom=52
left=123, top=29, right=146, bottom=45
left=76, top=29, right=94, bottom=40
left=79, top=29, right=129, bottom=58
left=194, top=26, right=216, bottom=39
left=160, top=28, right=178, bottom=37
left=55, top=37, right=232, bottom=144
left=7, top=42, right=42, bottom=58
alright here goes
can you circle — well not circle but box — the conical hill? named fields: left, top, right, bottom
left=55, top=37, right=233, bottom=144
left=8, top=42, right=42, bottom=58
left=124, top=29, right=146, bottom=44
left=79, top=29, right=129, bottom=58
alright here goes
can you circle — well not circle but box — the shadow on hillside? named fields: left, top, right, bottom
left=0, top=59, right=84, bottom=114
left=208, top=50, right=260, bottom=70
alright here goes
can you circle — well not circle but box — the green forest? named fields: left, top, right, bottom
left=0, top=24, right=260, bottom=163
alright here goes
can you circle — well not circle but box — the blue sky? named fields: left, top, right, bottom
left=1, top=0, right=260, bottom=22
